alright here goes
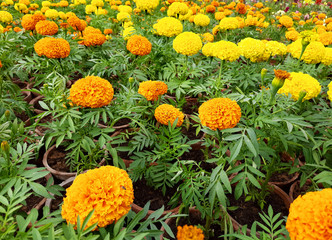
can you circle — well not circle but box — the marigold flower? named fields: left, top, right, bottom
left=177, top=225, right=204, bottom=240
left=117, top=12, right=131, bottom=22
left=153, top=17, right=183, bottom=37
left=0, top=11, right=13, bottom=23
left=206, top=5, right=216, bottom=13
left=215, top=12, right=225, bottom=21
left=118, top=5, right=132, bottom=13
left=35, top=20, right=58, bottom=35
left=21, top=14, right=36, bottom=30
left=122, top=26, right=136, bottom=40
left=287, top=39, right=325, bottom=64
left=194, top=14, right=210, bottom=27
left=14, top=27, right=22, bottom=32
left=279, top=15, right=293, bottom=28
left=219, top=17, right=239, bottom=30
left=285, top=30, right=299, bottom=41
left=167, top=2, right=188, bottom=17
left=135, top=0, right=159, bottom=11
left=67, top=15, right=86, bottom=31
left=238, top=38, right=266, bottom=62
left=45, top=9, right=58, bottom=19
left=212, top=40, right=240, bottom=62
left=34, top=37, right=70, bottom=59
left=173, top=32, right=202, bottom=56
left=198, top=98, right=241, bottom=131
left=322, top=48, right=332, bottom=65
left=69, top=76, right=114, bottom=108
left=235, top=2, right=246, bottom=14
left=319, top=32, right=332, bottom=46
left=85, top=5, right=97, bottom=14
left=154, top=104, right=184, bottom=127
left=138, top=80, right=167, bottom=101
left=286, top=189, right=332, bottom=240
left=126, top=35, right=152, bottom=56
left=82, top=33, right=106, bottom=47
left=104, top=28, right=113, bottom=35
left=61, top=166, right=134, bottom=230
left=278, top=72, right=321, bottom=101
left=264, top=40, right=287, bottom=57
left=0, top=60, right=2, bottom=68
left=327, top=82, right=332, bottom=102
left=201, top=33, right=214, bottom=43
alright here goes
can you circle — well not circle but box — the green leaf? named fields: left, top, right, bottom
left=244, top=135, right=257, bottom=157
left=230, top=137, right=243, bottom=161
left=29, top=182, right=51, bottom=198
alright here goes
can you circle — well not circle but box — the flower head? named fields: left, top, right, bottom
left=219, top=17, right=239, bottom=30
left=238, top=38, right=266, bottom=62
left=272, top=69, right=291, bottom=89
left=35, top=20, right=58, bottom=35
left=136, top=0, right=159, bottom=11
left=153, top=17, right=183, bottom=37
left=126, top=35, right=152, bottom=56
left=327, top=81, right=332, bottom=102
left=34, top=37, right=70, bottom=58
left=279, top=15, right=293, bottom=28
left=173, top=32, right=202, bottom=56
left=0, top=11, right=13, bottom=23
left=138, top=80, right=167, bottom=101
left=61, top=166, right=134, bottom=230
left=167, top=2, right=188, bottom=17
left=154, top=104, right=184, bottom=127
left=212, top=40, right=240, bottom=62
left=199, top=98, right=241, bottom=131
left=322, top=48, right=332, bottom=66
left=177, top=225, right=204, bottom=240
left=286, top=189, right=332, bottom=240
left=194, top=14, right=210, bottom=27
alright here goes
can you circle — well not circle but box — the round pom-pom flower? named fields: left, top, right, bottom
left=194, top=14, right=210, bottom=27
left=35, top=20, right=58, bottom=35
left=219, top=17, right=239, bottom=30
left=126, top=35, right=152, bottom=56
left=138, top=80, right=167, bottom=101
left=34, top=37, right=70, bottom=58
left=199, top=98, right=241, bottom=131
left=327, top=81, right=332, bottom=102
left=154, top=104, right=184, bottom=127
left=278, top=72, right=321, bottom=101
left=61, top=166, right=134, bottom=230
left=322, top=48, right=332, bottom=66
left=177, top=225, right=204, bottom=240
left=212, top=40, right=240, bottom=62
left=69, top=76, right=114, bottom=108
left=286, top=188, right=332, bottom=240
left=167, top=2, right=188, bottom=17
left=0, top=11, right=13, bottom=23
left=173, top=32, right=202, bottom=56
left=135, top=0, right=159, bottom=11
left=279, top=15, right=293, bottom=28
left=153, top=17, right=183, bottom=37
left=238, top=37, right=266, bottom=62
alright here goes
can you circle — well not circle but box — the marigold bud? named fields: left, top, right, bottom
left=1, top=141, right=10, bottom=154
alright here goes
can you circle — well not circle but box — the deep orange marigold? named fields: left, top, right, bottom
left=154, top=104, right=184, bottom=127
left=34, top=37, right=70, bottom=58
left=126, top=35, right=152, bottom=56
left=35, top=20, right=58, bottom=35
left=67, top=15, right=86, bottom=31
left=286, top=188, right=332, bottom=240
left=82, top=33, right=106, bottom=47
left=138, top=80, right=167, bottom=101
left=68, top=76, right=114, bottom=108
left=206, top=5, right=216, bottom=13
left=198, top=98, right=241, bottom=131
left=177, top=225, right=204, bottom=240
left=61, top=166, right=134, bottom=230
left=0, top=60, right=2, bottom=68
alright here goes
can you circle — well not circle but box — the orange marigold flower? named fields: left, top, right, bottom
left=286, top=188, right=332, bottom=240
left=154, top=104, right=184, bottom=127
left=206, top=5, right=216, bottom=13
left=61, top=166, right=134, bottom=230
left=21, top=14, right=36, bottom=31
left=67, top=15, right=86, bottom=31
left=0, top=60, right=2, bottom=68
left=126, top=35, right=152, bottom=56
left=274, top=69, right=290, bottom=81
left=68, top=76, right=114, bottom=108
left=35, top=20, right=58, bottom=35
left=177, top=225, right=204, bottom=240
left=138, top=81, right=167, bottom=101
left=235, top=2, right=246, bottom=14
left=34, top=37, right=70, bottom=58
left=83, top=26, right=102, bottom=35
left=103, top=28, right=113, bottom=35
left=82, top=33, right=106, bottom=47
left=14, top=27, right=22, bottom=32
left=279, top=15, right=293, bottom=28
left=198, top=98, right=241, bottom=131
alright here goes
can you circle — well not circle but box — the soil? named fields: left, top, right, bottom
left=113, top=118, right=131, bottom=127
left=269, top=172, right=297, bottom=184
left=182, top=98, right=199, bottom=115
left=291, top=181, right=313, bottom=200
left=35, top=114, right=53, bottom=134
left=15, top=111, right=30, bottom=122
left=180, top=150, right=217, bottom=172
left=21, top=177, right=47, bottom=213
left=47, top=146, right=70, bottom=172
left=133, top=179, right=180, bottom=211
left=51, top=194, right=64, bottom=212
left=163, top=209, right=224, bottom=240
left=181, top=125, right=203, bottom=141
left=228, top=190, right=289, bottom=231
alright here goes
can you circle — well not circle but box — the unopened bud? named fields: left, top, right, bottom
left=261, top=68, right=267, bottom=80
left=1, top=141, right=9, bottom=154
left=4, top=110, right=10, bottom=119
left=297, top=90, right=307, bottom=103
left=128, top=77, right=134, bottom=83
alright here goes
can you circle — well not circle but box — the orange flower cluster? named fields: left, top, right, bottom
left=126, top=35, right=152, bottom=56
left=0, top=60, right=2, bottom=68
left=286, top=188, right=332, bottom=240
left=69, top=76, right=114, bottom=108
left=67, top=15, right=86, bottom=31
left=34, top=37, right=70, bottom=58
left=81, top=26, right=106, bottom=47
left=21, top=13, right=46, bottom=31
left=198, top=98, right=241, bottom=131
left=154, top=104, right=184, bottom=127
left=138, top=80, right=167, bottom=101
left=236, top=2, right=246, bottom=14
left=177, top=225, right=204, bottom=240
left=61, top=166, right=134, bottom=230
left=35, top=20, right=58, bottom=35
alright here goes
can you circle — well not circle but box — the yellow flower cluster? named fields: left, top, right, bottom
left=278, top=72, right=321, bottom=101
left=0, top=11, right=13, bottom=23
left=238, top=38, right=266, bottom=62
left=34, top=37, right=70, bottom=59
left=61, top=166, right=134, bottom=230
left=0, top=24, right=4, bottom=34
left=287, top=39, right=326, bottom=64
left=69, top=76, right=114, bottom=108
left=117, top=12, right=130, bottom=22
left=202, top=42, right=214, bottom=57
left=279, top=15, right=293, bottom=28
left=135, top=0, right=159, bottom=11
left=286, top=188, right=332, bottom=240
left=45, top=9, right=58, bottom=19
left=198, top=98, right=241, bottom=131
left=126, top=35, right=152, bottom=56
left=322, top=48, right=332, bottom=66
left=194, top=14, right=210, bottom=27
left=285, top=30, right=299, bottom=41
left=122, top=26, right=136, bottom=40
left=85, top=5, right=97, bottom=14
left=153, top=17, right=183, bottom=37
left=219, top=17, right=239, bottom=30
left=138, top=80, right=167, bottom=101
left=319, top=32, right=332, bottom=46
left=201, top=33, right=214, bottom=43
left=327, top=81, right=332, bottom=102
left=212, top=40, right=240, bottom=62
left=264, top=40, right=287, bottom=57
left=35, top=20, right=58, bottom=35
left=154, top=104, right=184, bottom=127
left=167, top=2, right=188, bottom=17
left=173, top=32, right=202, bottom=56
left=177, top=225, right=204, bottom=240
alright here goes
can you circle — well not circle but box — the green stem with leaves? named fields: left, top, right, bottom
left=215, top=60, right=224, bottom=97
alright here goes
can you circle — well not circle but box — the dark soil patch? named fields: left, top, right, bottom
left=133, top=179, right=180, bottom=211
left=35, top=114, right=53, bottom=134
left=15, top=111, right=30, bottom=122
left=180, top=150, right=217, bottom=172
left=291, top=181, right=314, bottom=201
left=181, top=98, right=199, bottom=115
left=113, top=118, right=131, bottom=128
left=47, top=146, right=70, bottom=172
left=269, top=172, right=297, bottom=184
left=21, top=176, right=47, bottom=213
left=51, top=194, right=64, bottom=212
left=181, top=125, right=203, bottom=141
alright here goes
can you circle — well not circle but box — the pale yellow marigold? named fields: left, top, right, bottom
left=212, top=40, right=240, bottom=62
left=122, top=26, right=136, bottom=40
left=154, top=104, right=184, bottom=127
left=264, top=40, right=287, bottom=57
left=219, top=17, right=239, bottom=30
left=198, top=98, right=241, bottom=131
left=136, top=0, right=159, bottom=11
left=91, top=0, right=104, bottom=7
left=238, top=38, right=266, bottom=62
left=126, top=35, right=152, bottom=56
left=279, top=15, right=293, bottom=28
left=138, top=80, right=167, bottom=101
left=85, top=5, right=97, bottom=14
left=278, top=72, right=321, bottom=101
left=35, top=20, right=58, bottom=35
left=177, top=225, right=204, bottom=240
left=173, top=32, right=202, bottom=56
left=34, top=37, right=70, bottom=59
left=0, top=11, right=13, bottom=23
left=321, top=48, right=332, bottom=65
left=327, top=81, right=332, bottom=102
left=69, top=76, right=114, bottom=108
left=194, top=14, right=210, bottom=27
left=45, top=9, right=58, bottom=19
left=167, top=2, right=188, bottom=17
left=286, top=189, right=332, bottom=240
left=117, top=12, right=131, bottom=22
left=118, top=5, right=132, bottom=13
left=153, top=17, right=183, bottom=37
left=61, top=166, right=134, bottom=230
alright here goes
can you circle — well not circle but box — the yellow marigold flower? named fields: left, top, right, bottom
left=0, top=11, right=13, bottom=23
left=91, top=0, right=104, bottom=7
left=300, top=30, right=320, bottom=44
left=288, top=40, right=325, bottom=64
left=198, top=98, right=241, bottom=131
left=117, top=12, right=131, bottom=22
left=45, top=9, right=58, bottom=19
left=136, top=0, right=159, bottom=11
left=194, top=14, right=210, bottom=27
left=42, top=1, right=51, bottom=7
left=153, top=17, right=183, bottom=37
left=264, top=40, right=287, bottom=57
left=173, top=32, right=202, bottom=56
left=138, top=80, right=167, bottom=101
left=0, top=24, right=4, bottom=34
left=202, top=42, right=214, bottom=57
left=327, top=22, right=332, bottom=31
left=219, top=17, right=239, bottom=30
left=285, top=30, right=299, bottom=41
left=35, top=20, right=58, bottom=35
left=327, top=82, right=332, bottom=102
left=177, top=225, right=204, bottom=240
left=286, top=189, right=332, bottom=240
left=279, top=15, right=293, bottom=28
left=14, top=3, right=27, bottom=12
left=212, top=40, right=240, bottom=62
left=85, top=5, right=97, bottom=14
left=167, top=2, right=188, bottom=17
left=201, top=32, right=214, bottom=43
left=238, top=38, right=266, bottom=62
left=69, top=76, right=114, bottom=108
left=61, top=166, right=134, bottom=230
left=319, top=32, right=332, bottom=46
left=59, top=0, right=68, bottom=7
left=126, top=35, right=152, bottom=56
left=154, top=104, right=184, bottom=127
left=34, top=37, right=70, bottom=59
left=321, top=48, right=332, bottom=65
left=278, top=72, right=321, bottom=101
left=118, top=5, right=132, bottom=13
left=215, top=12, right=225, bottom=21
left=122, top=26, right=136, bottom=40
